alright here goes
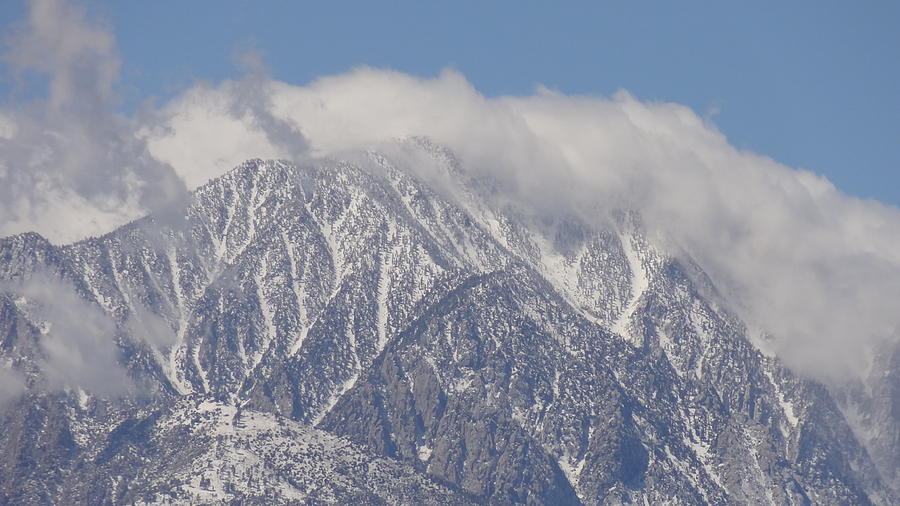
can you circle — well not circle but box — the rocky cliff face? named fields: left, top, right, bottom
left=0, top=146, right=895, bottom=504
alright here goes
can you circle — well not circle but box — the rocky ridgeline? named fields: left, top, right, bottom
left=0, top=147, right=895, bottom=504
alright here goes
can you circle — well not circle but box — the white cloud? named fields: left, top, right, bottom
left=126, top=304, right=176, bottom=349
left=140, top=81, right=286, bottom=189
left=0, top=365, right=25, bottom=408
left=0, top=0, right=188, bottom=244
left=145, top=67, right=900, bottom=384
left=0, top=113, right=16, bottom=140
left=6, top=271, right=131, bottom=396
left=3, top=0, right=118, bottom=108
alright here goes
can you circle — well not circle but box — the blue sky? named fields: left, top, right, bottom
left=2, top=0, right=898, bottom=206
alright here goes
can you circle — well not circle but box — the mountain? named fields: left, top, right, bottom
left=0, top=144, right=896, bottom=504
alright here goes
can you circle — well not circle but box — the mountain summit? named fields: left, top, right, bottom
left=0, top=146, right=896, bottom=504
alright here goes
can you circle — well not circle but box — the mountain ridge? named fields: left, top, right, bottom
left=0, top=149, right=896, bottom=504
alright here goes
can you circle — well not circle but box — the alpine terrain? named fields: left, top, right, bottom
left=0, top=142, right=897, bottom=505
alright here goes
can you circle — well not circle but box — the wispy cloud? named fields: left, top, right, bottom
left=0, top=365, right=25, bottom=407
left=4, top=270, right=131, bottom=396
left=0, top=0, right=188, bottom=243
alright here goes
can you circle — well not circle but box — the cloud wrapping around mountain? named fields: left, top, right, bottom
left=147, top=68, right=900, bottom=383
left=0, top=367, right=25, bottom=407
left=1, top=0, right=898, bottom=384
left=6, top=271, right=131, bottom=396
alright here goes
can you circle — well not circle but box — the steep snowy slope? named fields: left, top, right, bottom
left=0, top=146, right=896, bottom=504
left=62, top=398, right=474, bottom=504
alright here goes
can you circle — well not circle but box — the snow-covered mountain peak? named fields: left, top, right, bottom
left=0, top=153, right=896, bottom=504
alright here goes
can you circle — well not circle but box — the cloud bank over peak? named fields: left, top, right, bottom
left=145, top=67, right=900, bottom=383
left=0, top=1, right=896, bottom=385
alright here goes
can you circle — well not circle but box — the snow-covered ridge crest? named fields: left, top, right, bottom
left=144, top=68, right=900, bottom=391
left=0, top=153, right=896, bottom=504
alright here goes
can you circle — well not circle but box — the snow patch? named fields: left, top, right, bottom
left=166, top=246, right=193, bottom=395
left=283, top=232, right=310, bottom=356
left=763, top=366, right=800, bottom=430
left=251, top=252, right=276, bottom=374
left=76, top=388, right=90, bottom=410
left=313, top=322, right=361, bottom=426
left=375, top=237, right=394, bottom=354
left=612, top=229, right=649, bottom=344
